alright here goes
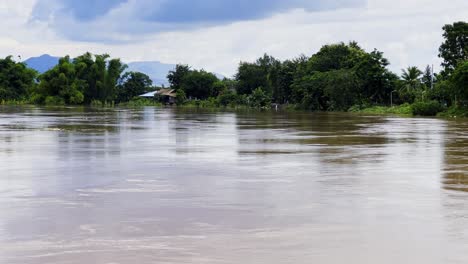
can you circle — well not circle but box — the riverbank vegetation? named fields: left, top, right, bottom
left=0, top=21, right=466, bottom=117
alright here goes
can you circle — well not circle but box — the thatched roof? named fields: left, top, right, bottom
left=139, top=89, right=176, bottom=98
left=158, top=89, right=176, bottom=97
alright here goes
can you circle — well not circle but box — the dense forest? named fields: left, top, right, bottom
left=0, top=21, right=467, bottom=116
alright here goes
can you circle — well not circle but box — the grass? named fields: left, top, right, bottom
left=0, top=99, right=32, bottom=105
left=350, top=103, right=413, bottom=116
left=438, top=106, right=468, bottom=118
left=118, top=98, right=163, bottom=107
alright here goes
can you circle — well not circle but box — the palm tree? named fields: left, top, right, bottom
left=401, top=66, right=423, bottom=92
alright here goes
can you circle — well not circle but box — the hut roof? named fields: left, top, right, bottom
left=139, top=89, right=176, bottom=98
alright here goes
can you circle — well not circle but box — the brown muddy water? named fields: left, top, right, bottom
left=0, top=106, right=467, bottom=264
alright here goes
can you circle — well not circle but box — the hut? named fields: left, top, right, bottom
left=139, top=89, right=177, bottom=104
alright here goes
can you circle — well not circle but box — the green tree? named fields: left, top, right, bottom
left=421, top=65, right=435, bottom=89
left=236, top=61, right=269, bottom=95
left=73, top=53, right=126, bottom=103
left=450, top=60, right=468, bottom=104
left=167, top=64, right=190, bottom=90
left=307, top=43, right=356, bottom=72
left=180, top=70, right=219, bottom=99
left=401, top=66, right=423, bottom=92
left=323, top=69, right=360, bottom=111
left=291, top=42, right=396, bottom=109
left=353, top=49, right=397, bottom=105
left=439, top=21, right=468, bottom=75
left=117, top=71, right=153, bottom=103
left=176, top=89, right=187, bottom=105
left=33, top=53, right=126, bottom=105
left=0, top=56, right=37, bottom=101
left=248, top=87, right=271, bottom=108
left=33, top=56, right=85, bottom=105
left=291, top=73, right=327, bottom=111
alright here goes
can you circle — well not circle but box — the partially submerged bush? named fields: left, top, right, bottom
left=120, top=98, right=162, bottom=107
left=411, top=100, right=443, bottom=116
left=45, top=96, right=65, bottom=106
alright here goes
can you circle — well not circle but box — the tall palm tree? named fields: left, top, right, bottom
left=401, top=66, right=423, bottom=92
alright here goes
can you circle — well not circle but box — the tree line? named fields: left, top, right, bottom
left=0, top=21, right=466, bottom=116
left=0, top=52, right=155, bottom=106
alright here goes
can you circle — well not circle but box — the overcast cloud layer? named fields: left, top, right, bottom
left=1, top=0, right=467, bottom=76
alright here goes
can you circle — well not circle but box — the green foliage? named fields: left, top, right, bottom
left=236, top=58, right=271, bottom=95
left=439, top=21, right=468, bottom=75
left=218, top=89, right=238, bottom=107
left=167, top=64, right=190, bottom=90
left=167, top=64, right=220, bottom=100
left=353, top=49, right=397, bottom=105
left=411, top=101, right=444, bottom=116
left=1, top=21, right=466, bottom=117
left=176, top=89, right=187, bottom=105
left=73, top=53, right=127, bottom=103
left=322, top=69, right=360, bottom=111
left=180, top=70, right=219, bottom=99
left=32, top=56, right=85, bottom=105
left=427, top=79, right=452, bottom=105
left=32, top=53, right=126, bottom=105
left=248, top=87, right=271, bottom=108
left=421, top=65, right=435, bottom=89
left=89, top=100, right=115, bottom=107
left=0, top=98, right=31, bottom=105
left=0, top=56, right=37, bottom=100
left=290, top=42, right=397, bottom=110
left=350, top=103, right=413, bottom=116
left=119, top=98, right=162, bottom=107
left=45, top=96, right=65, bottom=106
left=438, top=105, right=468, bottom=118
left=307, top=43, right=356, bottom=72
left=449, top=60, right=468, bottom=104
left=117, top=71, right=153, bottom=103
left=401, top=66, right=423, bottom=92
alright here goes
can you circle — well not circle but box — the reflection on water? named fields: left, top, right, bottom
left=0, top=106, right=467, bottom=264
left=443, top=120, right=468, bottom=192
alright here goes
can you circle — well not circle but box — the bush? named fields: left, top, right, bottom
left=438, top=106, right=468, bottom=118
left=120, top=98, right=162, bottom=107
left=89, top=100, right=115, bottom=107
left=248, top=87, right=271, bottom=108
left=176, top=90, right=187, bottom=105
left=349, top=103, right=412, bottom=115
left=411, top=101, right=443, bottom=116
left=218, top=90, right=238, bottom=107
left=45, top=96, right=65, bottom=106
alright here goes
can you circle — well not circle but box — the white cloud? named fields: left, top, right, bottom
left=0, top=0, right=467, bottom=76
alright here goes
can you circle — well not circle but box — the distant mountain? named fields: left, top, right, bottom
left=24, top=55, right=224, bottom=86
left=24, top=54, right=59, bottom=74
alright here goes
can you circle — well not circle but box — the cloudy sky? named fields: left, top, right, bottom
left=1, top=0, right=467, bottom=76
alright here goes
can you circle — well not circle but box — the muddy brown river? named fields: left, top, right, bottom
left=0, top=106, right=467, bottom=263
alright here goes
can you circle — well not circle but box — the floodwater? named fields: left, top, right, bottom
left=0, top=106, right=467, bottom=264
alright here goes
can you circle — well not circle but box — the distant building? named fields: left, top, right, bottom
left=139, top=91, right=158, bottom=98
left=139, top=89, right=176, bottom=104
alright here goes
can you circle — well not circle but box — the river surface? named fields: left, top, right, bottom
left=0, top=106, right=467, bottom=264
